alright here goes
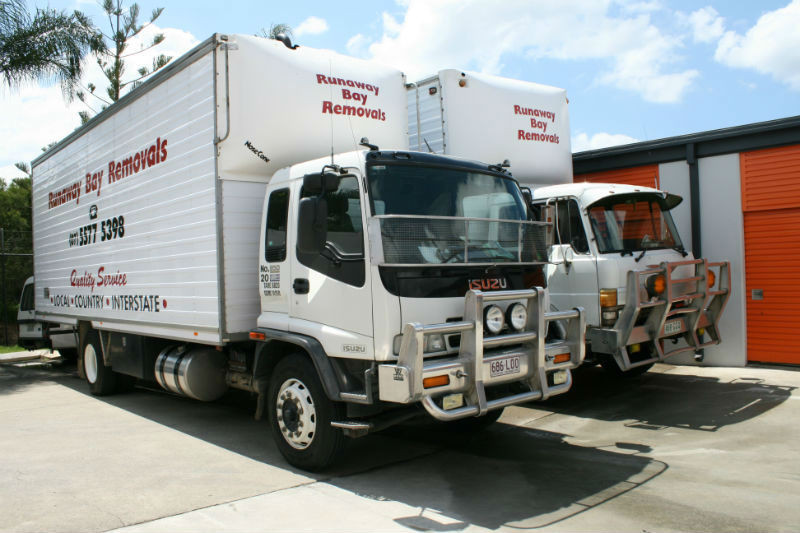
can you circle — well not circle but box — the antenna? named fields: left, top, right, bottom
left=328, top=58, right=335, bottom=165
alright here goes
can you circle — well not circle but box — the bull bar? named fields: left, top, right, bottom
left=587, top=258, right=731, bottom=370
left=377, top=288, right=585, bottom=421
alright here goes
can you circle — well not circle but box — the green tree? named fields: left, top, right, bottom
left=76, top=0, right=169, bottom=123
left=0, top=173, right=33, bottom=344
left=0, top=0, right=103, bottom=95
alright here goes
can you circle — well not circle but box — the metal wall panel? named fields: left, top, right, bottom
left=574, top=164, right=660, bottom=188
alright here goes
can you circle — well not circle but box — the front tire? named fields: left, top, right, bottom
left=82, top=330, right=117, bottom=395
left=267, top=354, right=347, bottom=471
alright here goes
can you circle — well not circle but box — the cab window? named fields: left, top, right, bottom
left=298, top=176, right=365, bottom=287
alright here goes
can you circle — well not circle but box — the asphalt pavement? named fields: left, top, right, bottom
left=1, top=350, right=798, bottom=532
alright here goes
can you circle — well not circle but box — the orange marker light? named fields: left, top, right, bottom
left=707, top=270, right=716, bottom=287
left=553, top=353, right=571, bottom=364
left=423, top=375, right=450, bottom=389
left=250, top=331, right=266, bottom=341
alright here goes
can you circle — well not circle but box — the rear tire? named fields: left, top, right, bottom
left=267, top=353, right=347, bottom=471
left=82, top=330, right=117, bottom=395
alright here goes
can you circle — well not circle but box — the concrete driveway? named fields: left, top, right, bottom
left=1, top=354, right=798, bottom=532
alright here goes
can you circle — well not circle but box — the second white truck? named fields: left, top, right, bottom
left=408, top=69, right=730, bottom=374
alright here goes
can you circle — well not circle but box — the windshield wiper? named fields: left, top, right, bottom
left=672, top=245, right=689, bottom=257
left=634, top=249, right=647, bottom=262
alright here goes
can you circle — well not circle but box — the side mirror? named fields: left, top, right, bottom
left=297, top=197, right=327, bottom=254
left=303, top=172, right=340, bottom=195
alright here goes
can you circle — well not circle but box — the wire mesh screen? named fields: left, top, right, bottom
left=377, top=216, right=549, bottom=265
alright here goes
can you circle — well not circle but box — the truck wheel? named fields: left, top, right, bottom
left=82, top=330, right=117, bottom=395
left=267, top=353, right=347, bottom=471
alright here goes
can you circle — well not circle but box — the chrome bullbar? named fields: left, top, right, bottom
left=588, top=258, right=731, bottom=370
left=377, top=288, right=585, bottom=421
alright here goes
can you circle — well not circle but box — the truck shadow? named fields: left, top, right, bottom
left=333, top=422, right=666, bottom=530
left=6, top=360, right=666, bottom=531
left=541, top=365, right=796, bottom=432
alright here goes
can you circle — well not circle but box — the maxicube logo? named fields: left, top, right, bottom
left=468, top=278, right=508, bottom=291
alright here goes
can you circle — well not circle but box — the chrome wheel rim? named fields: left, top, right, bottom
left=84, top=343, right=98, bottom=384
left=275, top=378, right=316, bottom=450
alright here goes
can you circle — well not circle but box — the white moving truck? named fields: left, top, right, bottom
left=30, top=35, right=585, bottom=470
left=408, top=70, right=730, bottom=375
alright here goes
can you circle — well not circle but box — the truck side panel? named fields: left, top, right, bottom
left=32, top=50, right=221, bottom=343
left=408, top=76, right=445, bottom=154
left=221, top=179, right=267, bottom=337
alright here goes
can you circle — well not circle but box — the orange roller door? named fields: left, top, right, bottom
left=741, top=145, right=800, bottom=364
left=574, top=164, right=659, bottom=188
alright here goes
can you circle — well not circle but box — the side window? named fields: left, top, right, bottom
left=265, top=188, right=290, bottom=262
left=20, top=283, right=34, bottom=311
left=556, top=200, right=590, bottom=254
left=298, top=176, right=365, bottom=287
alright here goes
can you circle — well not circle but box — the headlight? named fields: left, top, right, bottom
left=506, top=303, right=527, bottom=331
left=484, top=305, right=504, bottom=334
left=424, top=334, right=445, bottom=353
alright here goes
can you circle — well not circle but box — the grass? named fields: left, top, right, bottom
left=0, top=345, right=25, bottom=354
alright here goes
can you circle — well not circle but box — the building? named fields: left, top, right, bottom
left=573, top=115, right=800, bottom=367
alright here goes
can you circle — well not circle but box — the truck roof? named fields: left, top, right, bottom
left=531, top=181, right=673, bottom=206
left=272, top=149, right=519, bottom=185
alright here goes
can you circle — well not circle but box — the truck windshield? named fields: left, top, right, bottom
left=587, top=194, right=684, bottom=254
left=367, top=164, right=527, bottom=220
left=367, top=163, right=545, bottom=265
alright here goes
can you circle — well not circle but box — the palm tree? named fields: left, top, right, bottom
left=260, top=23, right=293, bottom=40
left=0, top=0, right=103, bottom=96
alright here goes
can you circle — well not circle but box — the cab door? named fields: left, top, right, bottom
left=543, top=199, right=600, bottom=323
left=288, top=173, right=374, bottom=344
left=17, top=278, right=45, bottom=348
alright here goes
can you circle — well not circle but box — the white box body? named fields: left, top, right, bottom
left=31, top=34, right=408, bottom=345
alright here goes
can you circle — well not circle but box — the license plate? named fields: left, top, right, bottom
left=490, top=355, right=520, bottom=378
left=664, top=319, right=683, bottom=335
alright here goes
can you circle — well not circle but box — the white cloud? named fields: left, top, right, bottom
left=0, top=25, right=198, bottom=170
left=346, top=34, right=370, bottom=57
left=572, top=132, right=639, bottom=152
left=681, top=6, right=726, bottom=43
left=353, top=0, right=698, bottom=103
left=295, top=16, right=329, bottom=36
left=714, top=0, right=800, bottom=90
left=0, top=164, right=29, bottom=180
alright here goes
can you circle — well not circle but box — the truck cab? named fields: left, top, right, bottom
left=17, top=276, right=78, bottom=359
left=251, top=148, right=585, bottom=467
left=530, top=182, right=730, bottom=374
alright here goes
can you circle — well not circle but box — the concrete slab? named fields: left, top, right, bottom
left=1, top=360, right=799, bottom=532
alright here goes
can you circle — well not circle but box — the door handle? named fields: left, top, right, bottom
left=293, top=278, right=309, bottom=294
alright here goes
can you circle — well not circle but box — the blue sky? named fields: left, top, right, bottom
left=2, top=0, right=799, bottom=178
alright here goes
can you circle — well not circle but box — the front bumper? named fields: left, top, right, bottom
left=377, top=288, right=585, bottom=421
left=588, top=258, right=731, bottom=370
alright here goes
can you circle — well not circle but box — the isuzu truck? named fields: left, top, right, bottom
left=408, top=70, right=730, bottom=375
left=29, top=34, right=585, bottom=470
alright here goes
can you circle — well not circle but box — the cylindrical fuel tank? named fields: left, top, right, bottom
left=154, top=345, right=228, bottom=401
